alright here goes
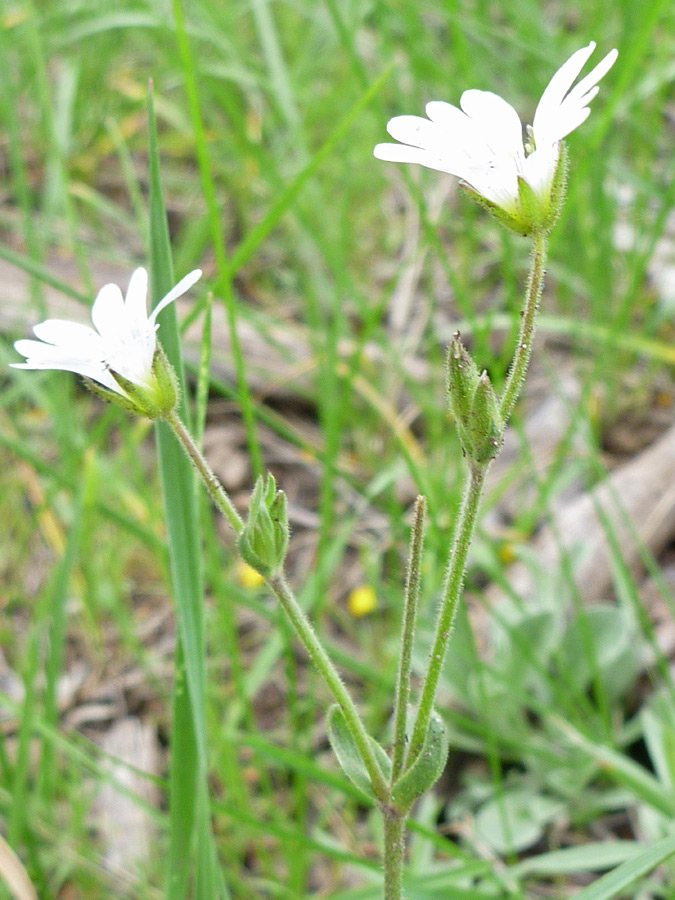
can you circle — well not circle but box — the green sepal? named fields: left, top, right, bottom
left=82, top=345, right=179, bottom=420
left=326, top=705, right=391, bottom=800
left=238, top=473, right=290, bottom=577
left=544, top=141, right=568, bottom=232
left=446, top=332, right=480, bottom=451
left=465, top=371, right=503, bottom=463
left=460, top=182, right=532, bottom=237
left=151, top=344, right=180, bottom=414
left=83, top=378, right=141, bottom=415
left=391, top=710, right=449, bottom=813
left=516, top=175, right=543, bottom=235
left=447, top=336, right=503, bottom=464
left=460, top=139, right=569, bottom=238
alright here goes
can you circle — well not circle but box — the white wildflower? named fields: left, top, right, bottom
left=13, top=267, right=202, bottom=417
left=374, top=42, right=618, bottom=234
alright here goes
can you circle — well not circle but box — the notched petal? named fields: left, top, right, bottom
left=92, top=283, right=126, bottom=340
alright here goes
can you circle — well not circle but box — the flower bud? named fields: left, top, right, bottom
left=446, top=332, right=480, bottom=442
left=446, top=334, right=503, bottom=465
left=466, top=371, right=502, bottom=463
left=238, top=474, right=290, bottom=578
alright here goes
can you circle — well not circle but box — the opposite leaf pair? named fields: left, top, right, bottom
left=327, top=705, right=449, bottom=815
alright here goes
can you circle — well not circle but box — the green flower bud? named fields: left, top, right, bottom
left=238, top=474, right=290, bottom=578
left=466, top=371, right=502, bottom=463
left=446, top=334, right=503, bottom=464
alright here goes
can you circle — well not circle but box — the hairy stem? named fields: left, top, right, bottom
left=391, top=496, right=426, bottom=782
left=407, top=462, right=487, bottom=763
left=383, top=814, right=405, bottom=900
left=499, top=230, right=548, bottom=422
left=407, top=230, right=548, bottom=763
left=267, top=572, right=389, bottom=802
left=167, top=411, right=387, bottom=799
left=166, top=409, right=244, bottom=535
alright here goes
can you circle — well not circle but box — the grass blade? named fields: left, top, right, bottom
left=147, top=83, right=228, bottom=900
left=571, top=834, right=675, bottom=900
left=172, top=0, right=263, bottom=475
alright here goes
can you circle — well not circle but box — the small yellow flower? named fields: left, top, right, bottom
left=236, top=560, right=265, bottom=589
left=348, top=585, right=377, bottom=618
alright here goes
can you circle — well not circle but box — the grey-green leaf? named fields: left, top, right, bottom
left=326, top=705, right=390, bottom=800
left=391, top=710, right=448, bottom=812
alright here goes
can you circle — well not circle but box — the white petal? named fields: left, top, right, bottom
left=424, top=101, right=489, bottom=151
left=523, top=144, right=560, bottom=196
left=460, top=90, right=524, bottom=158
left=425, top=100, right=468, bottom=130
left=92, top=282, right=126, bottom=341
left=150, top=269, right=202, bottom=323
left=554, top=106, right=592, bottom=142
left=533, top=42, right=597, bottom=139
left=564, top=48, right=618, bottom=107
left=385, top=115, right=447, bottom=151
left=375, top=142, right=430, bottom=164
left=567, top=85, right=600, bottom=111
left=32, top=319, right=102, bottom=350
left=14, top=337, right=102, bottom=368
left=124, top=268, right=150, bottom=333
left=466, top=163, right=520, bottom=208
left=374, top=142, right=481, bottom=182
left=12, top=341, right=121, bottom=392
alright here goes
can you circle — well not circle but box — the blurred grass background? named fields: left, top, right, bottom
left=2, top=0, right=675, bottom=897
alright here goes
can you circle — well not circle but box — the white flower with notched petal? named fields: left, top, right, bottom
left=12, top=267, right=202, bottom=418
left=374, top=42, right=618, bottom=235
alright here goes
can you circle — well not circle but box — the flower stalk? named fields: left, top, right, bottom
left=164, top=412, right=389, bottom=802
left=391, top=496, right=426, bottom=782
left=165, top=409, right=244, bottom=535
left=267, top=573, right=389, bottom=802
left=407, top=459, right=488, bottom=765
left=383, top=814, right=405, bottom=900
left=499, top=230, right=549, bottom=421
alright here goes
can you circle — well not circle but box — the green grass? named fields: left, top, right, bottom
left=3, top=0, right=675, bottom=897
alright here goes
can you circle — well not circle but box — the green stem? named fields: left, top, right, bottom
left=391, top=496, right=426, bottom=782
left=499, top=230, right=548, bottom=422
left=383, top=814, right=405, bottom=900
left=166, top=410, right=387, bottom=801
left=165, top=410, right=244, bottom=536
left=407, top=462, right=488, bottom=762
left=267, top=572, right=389, bottom=802
left=407, top=231, right=548, bottom=764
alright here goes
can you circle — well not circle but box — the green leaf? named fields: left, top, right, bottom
left=572, top=834, right=675, bottom=900
left=326, top=705, right=390, bottom=800
left=474, top=789, right=564, bottom=854
left=559, top=604, right=639, bottom=702
left=391, top=711, right=449, bottom=812
left=549, top=715, right=675, bottom=817
left=509, top=841, right=647, bottom=878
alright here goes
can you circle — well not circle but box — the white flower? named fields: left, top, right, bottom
left=13, top=267, right=202, bottom=415
left=374, top=42, right=617, bottom=233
